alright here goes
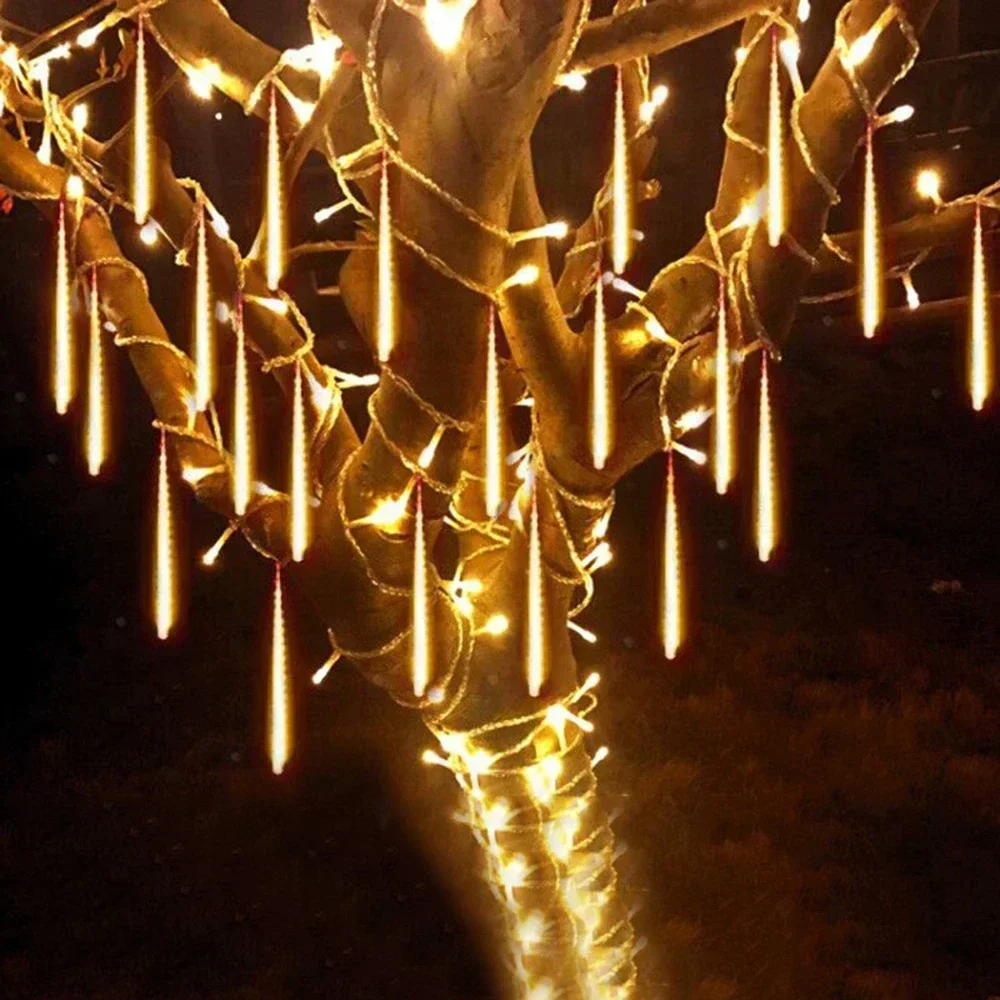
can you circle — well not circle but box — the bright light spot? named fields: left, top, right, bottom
left=71, top=103, right=89, bottom=133
left=846, top=28, right=876, bottom=68
left=186, top=63, right=220, bottom=100
left=423, top=0, right=477, bottom=52
left=887, top=103, right=914, bottom=124
left=139, top=220, right=160, bottom=245
left=556, top=71, right=587, bottom=91
left=77, top=26, right=102, bottom=48
left=902, top=272, right=921, bottom=311
left=916, top=168, right=942, bottom=206
left=481, top=613, right=509, bottom=637
left=798, top=0, right=811, bottom=21
left=66, top=174, right=85, bottom=201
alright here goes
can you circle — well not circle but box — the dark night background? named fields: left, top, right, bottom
left=2, top=2, right=1000, bottom=998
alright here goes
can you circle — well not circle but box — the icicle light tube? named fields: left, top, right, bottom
left=756, top=354, right=777, bottom=563
left=663, top=451, right=682, bottom=660
left=526, top=486, right=546, bottom=697
left=133, top=15, right=152, bottom=226
left=714, top=276, right=733, bottom=495
left=232, top=298, right=253, bottom=518
left=54, top=195, right=74, bottom=415
left=612, top=68, right=632, bottom=275
left=376, top=154, right=395, bottom=363
left=154, top=428, right=176, bottom=640
left=970, top=204, right=993, bottom=411
left=861, top=122, right=882, bottom=339
left=265, top=84, right=286, bottom=291
left=412, top=479, right=431, bottom=698
left=290, top=361, right=310, bottom=561
left=590, top=272, right=612, bottom=471
left=270, top=564, right=290, bottom=775
left=484, top=307, right=505, bottom=518
left=767, top=27, right=784, bottom=249
left=193, top=203, right=213, bottom=410
left=86, top=268, right=106, bottom=476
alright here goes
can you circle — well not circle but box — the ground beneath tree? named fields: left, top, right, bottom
left=2, top=243, right=999, bottom=999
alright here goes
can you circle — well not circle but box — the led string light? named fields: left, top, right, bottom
left=412, top=479, right=432, bottom=698
left=376, top=152, right=395, bottom=363
left=860, top=120, right=882, bottom=338
left=525, top=481, right=546, bottom=699
left=290, top=360, right=311, bottom=561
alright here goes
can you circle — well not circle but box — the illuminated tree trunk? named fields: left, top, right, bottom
left=0, top=1, right=975, bottom=997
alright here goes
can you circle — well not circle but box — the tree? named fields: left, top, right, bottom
left=0, top=0, right=995, bottom=997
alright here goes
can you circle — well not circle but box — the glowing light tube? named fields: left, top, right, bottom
left=861, top=123, right=882, bottom=339
left=611, top=68, right=632, bottom=275
left=662, top=451, right=682, bottom=660
left=412, top=480, right=431, bottom=698
left=54, top=195, right=75, bottom=415
left=767, top=28, right=784, bottom=249
left=970, top=203, right=993, bottom=411
left=290, top=361, right=310, bottom=561
left=484, top=307, right=505, bottom=518
left=232, top=297, right=253, bottom=518
left=154, top=428, right=176, bottom=640
left=265, top=84, right=286, bottom=291
left=133, top=15, right=153, bottom=226
left=376, top=154, right=395, bottom=363
left=756, top=354, right=777, bottom=563
left=270, top=564, right=290, bottom=775
left=590, top=273, right=612, bottom=470
left=714, top=277, right=733, bottom=495
left=526, top=486, right=546, bottom=697
left=193, top=203, right=214, bottom=410
left=86, top=268, right=106, bottom=476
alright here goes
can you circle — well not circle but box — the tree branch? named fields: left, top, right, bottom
left=570, top=0, right=768, bottom=74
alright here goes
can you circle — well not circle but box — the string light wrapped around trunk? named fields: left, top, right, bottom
left=85, top=267, right=107, bottom=477
left=969, top=203, right=994, bottom=411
